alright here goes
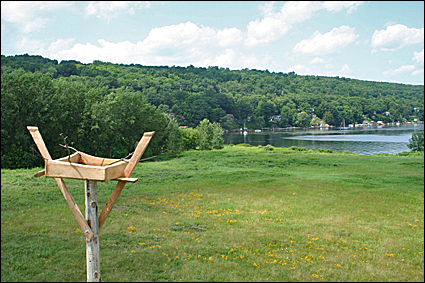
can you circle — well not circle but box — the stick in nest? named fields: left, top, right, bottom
left=59, top=133, right=71, bottom=163
left=58, top=144, right=92, bottom=165
left=103, top=152, right=133, bottom=166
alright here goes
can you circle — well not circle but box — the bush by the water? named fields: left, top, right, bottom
left=408, top=131, right=424, bottom=151
left=264, top=144, right=275, bottom=151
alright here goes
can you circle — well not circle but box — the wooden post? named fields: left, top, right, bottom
left=85, top=180, right=100, bottom=282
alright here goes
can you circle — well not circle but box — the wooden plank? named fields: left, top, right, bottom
left=56, top=178, right=94, bottom=242
left=79, top=152, right=120, bottom=166
left=55, top=151, right=81, bottom=163
left=104, top=161, right=128, bottom=181
left=27, top=126, right=51, bottom=160
left=46, top=159, right=127, bottom=181
left=113, top=177, right=138, bottom=183
left=122, top=131, right=155, bottom=178
left=99, top=131, right=154, bottom=229
left=27, top=126, right=93, bottom=241
left=47, top=160, right=106, bottom=181
left=34, top=169, right=45, bottom=177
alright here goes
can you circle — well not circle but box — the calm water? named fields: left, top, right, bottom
left=223, top=124, right=424, bottom=155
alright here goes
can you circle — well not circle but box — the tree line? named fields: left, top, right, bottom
left=1, top=66, right=223, bottom=169
left=1, top=54, right=423, bottom=168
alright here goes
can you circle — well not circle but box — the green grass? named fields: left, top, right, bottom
left=1, top=146, right=424, bottom=282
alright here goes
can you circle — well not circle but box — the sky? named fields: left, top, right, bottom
left=1, top=1, right=424, bottom=85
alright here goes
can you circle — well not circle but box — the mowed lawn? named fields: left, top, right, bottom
left=1, top=145, right=424, bottom=282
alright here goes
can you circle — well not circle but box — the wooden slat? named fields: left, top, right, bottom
left=122, top=131, right=155, bottom=178
left=34, top=169, right=46, bottom=177
left=79, top=152, right=119, bottom=166
left=46, top=160, right=127, bottom=181
left=27, top=126, right=52, bottom=160
left=27, top=126, right=93, bottom=241
left=99, top=131, right=154, bottom=229
left=55, top=178, right=94, bottom=242
left=113, top=177, right=138, bottom=183
left=55, top=151, right=81, bottom=163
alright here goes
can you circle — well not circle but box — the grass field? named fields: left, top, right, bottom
left=1, top=145, right=424, bottom=282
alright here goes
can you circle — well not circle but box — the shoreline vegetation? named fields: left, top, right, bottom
left=229, top=121, right=423, bottom=133
left=1, top=145, right=423, bottom=282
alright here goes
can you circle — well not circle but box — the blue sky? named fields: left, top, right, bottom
left=1, top=1, right=424, bottom=85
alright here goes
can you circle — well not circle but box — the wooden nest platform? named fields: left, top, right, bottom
left=45, top=151, right=130, bottom=182
left=28, top=126, right=155, bottom=184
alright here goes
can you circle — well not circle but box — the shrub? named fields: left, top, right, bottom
left=164, top=117, right=183, bottom=157
left=211, top=122, right=224, bottom=150
left=316, top=148, right=333, bottom=153
left=290, top=146, right=307, bottom=151
left=407, top=131, right=424, bottom=152
left=236, top=143, right=251, bottom=147
left=264, top=144, right=275, bottom=151
left=180, top=127, right=200, bottom=150
left=196, top=119, right=224, bottom=150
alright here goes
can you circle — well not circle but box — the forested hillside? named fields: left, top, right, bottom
left=1, top=54, right=424, bottom=169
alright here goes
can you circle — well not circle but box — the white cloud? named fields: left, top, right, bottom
left=310, top=57, right=331, bottom=64
left=293, top=25, right=359, bottom=55
left=383, top=65, right=416, bottom=76
left=245, top=1, right=364, bottom=47
left=211, top=49, right=237, bottom=67
left=412, top=49, right=424, bottom=65
left=140, top=21, right=217, bottom=55
left=412, top=69, right=424, bottom=76
left=287, top=64, right=312, bottom=74
left=50, top=42, right=104, bottom=64
left=85, top=1, right=151, bottom=20
left=245, top=1, right=323, bottom=47
left=287, top=63, right=354, bottom=78
left=14, top=37, right=45, bottom=53
left=45, top=38, right=76, bottom=54
left=371, top=24, right=424, bottom=51
left=46, top=22, right=258, bottom=68
left=245, top=17, right=291, bottom=46
left=323, top=1, right=364, bottom=14
left=277, top=1, right=324, bottom=24
left=216, top=28, right=243, bottom=47
left=339, top=63, right=352, bottom=74
left=258, top=1, right=277, bottom=15
left=1, top=1, right=70, bottom=33
left=237, top=53, right=274, bottom=70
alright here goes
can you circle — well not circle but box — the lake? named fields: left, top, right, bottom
left=223, top=124, right=424, bottom=155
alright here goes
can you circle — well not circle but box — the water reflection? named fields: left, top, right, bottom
left=223, top=124, right=424, bottom=155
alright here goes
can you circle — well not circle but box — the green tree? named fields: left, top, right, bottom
left=195, top=119, right=223, bottom=150
left=407, top=132, right=424, bottom=152
left=280, top=105, right=292, bottom=127
left=296, top=111, right=311, bottom=128
left=257, top=101, right=276, bottom=119
left=180, top=127, right=201, bottom=150
left=196, top=119, right=214, bottom=150
left=163, top=115, right=183, bottom=157
left=86, top=87, right=167, bottom=159
left=1, top=69, right=54, bottom=168
left=211, top=122, right=224, bottom=149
